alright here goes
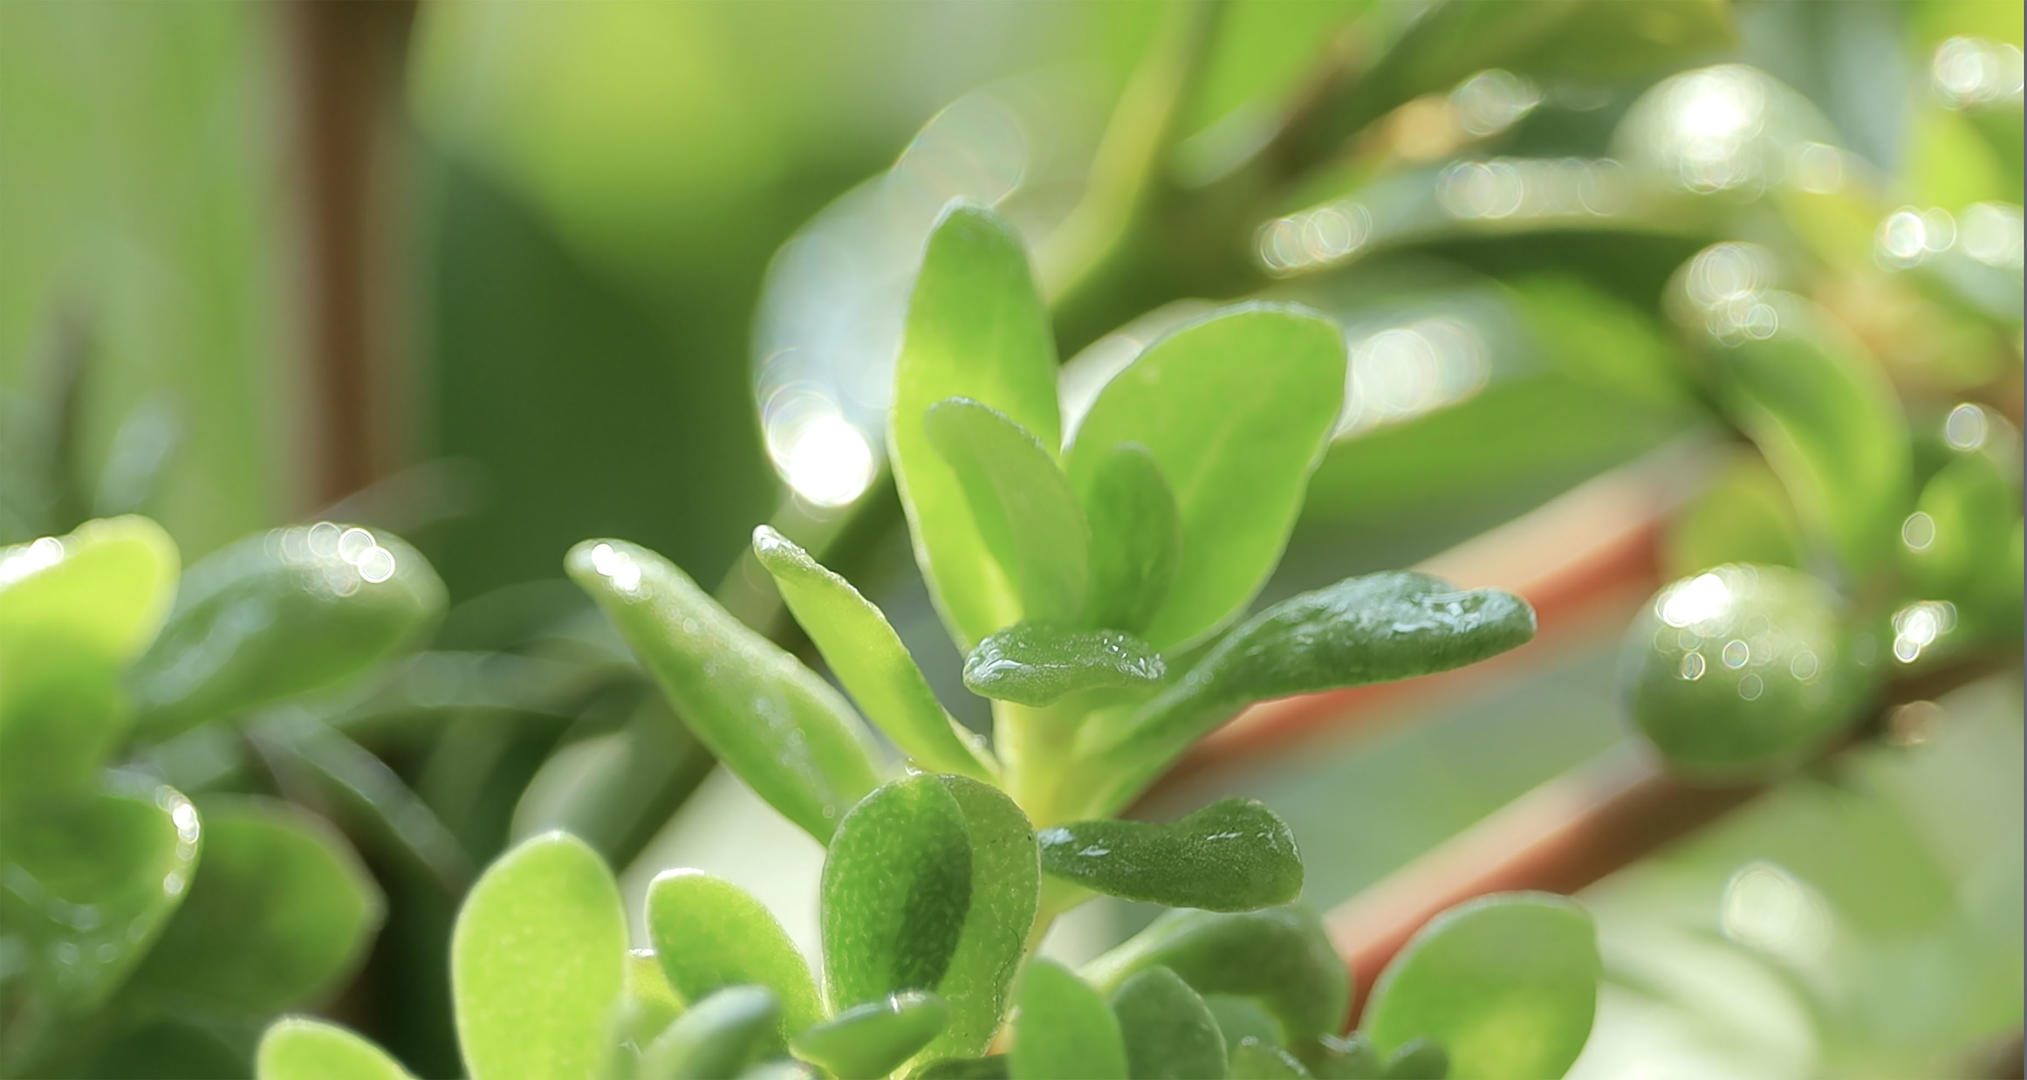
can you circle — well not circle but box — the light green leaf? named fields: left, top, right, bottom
left=1229, top=1038, right=1311, bottom=1079
left=451, top=832, right=627, bottom=1080
left=1111, top=967, right=1228, bottom=1080
left=124, top=796, right=380, bottom=1015
left=963, top=623, right=1165, bottom=708
left=1663, top=454, right=1805, bottom=578
left=0, top=647, right=127, bottom=805
left=620, top=950, right=686, bottom=1052
left=892, top=203, right=1062, bottom=648
left=257, top=1017, right=416, bottom=1080
left=1065, top=304, right=1345, bottom=651
left=753, top=525, right=993, bottom=781
left=1079, top=443, right=1182, bottom=634
left=1363, top=893, right=1599, bottom=1080
left=924, top=397, right=1090, bottom=625
left=647, top=869, right=823, bottom=1036
left=1383, top=1041, right=1448, bottom=1080
left=567, top=538, right=881, bottom=842
left=792, top=991, right=951, bottom=1080
left=1085, top=907, right=1347, bottom=1043
left=129, top=523, right=445, bottom=735
left=0, top=515, right=179, bottom=665
left=638, top=986, right=782, bottom=1080
left=1009, top=959, right=1128, bottom=1080
left=1037, top=798, right=1300, bottom=912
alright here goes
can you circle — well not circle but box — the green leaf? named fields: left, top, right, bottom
left=638, top=986, right=782, bottom=1080
left=1085, top=907, right=1347, bottom=1043
left=1037, top=798, right=1301, bottom=912
left=647, top=869, right=823, bottom=1036
left=125, top=796, right=381, bottom=1015
left=1111, top=967, right=1228, bottom=1080
left=1662, top=454, right=1806, bottom=578
left=0, top=515, right=179, bottom=665
left=1009, top=959, right=1128, bottom=1080
left=892, top=203, right=1063, bottom=647
left=451, top=832, right=627, bottom=1080
left=0, top=781, right=200, bottom=1009
left=792, top=991, right=951, bottom=1080
left=1291, top=1033, right=1382, bottom=1080
left=753, top=525, right=993, bottom=781
left=0, top=646, right=127, bottom=805
left=920, top=775, right=1038, bottom=1059
left=914, top=1056, right=1012, bottom=1080
left=1363, top=893, right=1599, bottom=1080
left=1065, top=304, right=1346, bottom=651
left=922, top=397, right=1091, bottom=626
left=257, top=1017, right=416, bottom=1080
left=129, top=523, right=445, bottom=735
left=620, top=950, right=686, bottom=1052
left=1079, top=444, right=1182, bottom=634
left=1084, top=573, right=1535, bottom=815
left=1230, top=1038, right=1312, bottom=1079
left=963, top=623, right=1165, bottom=708
left=1383, top=1041, right=1448, bottom=1080
left=567, top=538, right=881, bottom=842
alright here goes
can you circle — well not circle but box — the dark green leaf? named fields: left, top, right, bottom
left=256, top=1017, right=415, bottom=1080
left=1085, top=907, right=1348, bottom=1043
left=1111, top=967, right=1228, bottom=1080
left=638, top=986, right=782, bottom=1080
left=1230, top=1038, right=1312, bottom=1079
left=647, top=869, right=824, bottom=1036
left=1009, top=959, right=1128, bottom=1080
left=921, top=775, right=1039, bottom=1059
left=1080, top=443, right=1182, bottom=634
left=963, top=623, right=1165, bottom=708
left=822, top=775, right=975, bottom=1010
left=1038, top=798, right=1301, bottom=911
left=792, top=991, right=950, bottom=1080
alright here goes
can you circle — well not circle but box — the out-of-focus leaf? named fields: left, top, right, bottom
left=1363, top=893, right=1598, bottom=1080
left=753, top=525, right=993, bottom=781
left=1663, top=454, right=1806, bottom=578
left=1382, top=1041, right=1448, bottom=1080
left=566, top=538, right=880, bottom=842
left=450, top=832, right=627, bottom=1080
left=125, top=797, right=381, bottom=1015
left=0, top=514, right=178, bottom=665
left=1291, top=1033, right=1382, bottom=1080
left=0, top=645, right=126, bottom=804
left=1902, top=451, right=2024, bottom=635
left=646, top=870, right=824, bottom=1037
left=1065, top=305, right=1345, bottom=652
left=1229, top=1038, right=1310, bottom=1079
left=792, top=991, right=950, bottom=1080
left=256, top=1017, right=416, bottom=1080
left=506, top=700, right=716, bottom=866
left=129, top=523, right=445, bottom=736
left=620, top=950, right=685, bottom=1052
left=638, top=986, right=782, bottom=1080
left=1111, top=966, right=1228, bottom=1080
left=1084, top=907, right=1347, bottom=1042
left=962, top=623, right=1165, bottom=708
left=1079, top=443, right=1182, bottom=634
left=892, top=203, right=1062, bottom=648
left=915, top=1056, right=1013, bottom=1080
left=1038, top=798, right=1300, bottom=912
left=1009, top=959, right=1128, bottom=1080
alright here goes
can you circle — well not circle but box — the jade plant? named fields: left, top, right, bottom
left=247, top=203, right=1598, bottom=1080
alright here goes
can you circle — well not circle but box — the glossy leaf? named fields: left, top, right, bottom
left=125, top=797, right=380, bottom=1015
left=1009, top=959, right=1128, bottom=1080
left=451, top=832, right=627, bottom=1080
left=0, top=515, right=179, bottom=665
left=1065, top=304, right=1345, bottom=651
left=792, top=991, right=951, bottom=1080
left=963, top=623, right=1165, bottom=708
left=1085, top=907, right=1348, bottom=1043
left=257, top=1017, right=416, bottom=1080
left=1080, top=443, right=1182, bottom=634
left=753, top=525, right=993, bottom=781
left=1230, top=1038, right=1311, bottom=1080
left=638, top=986, right=782, bottom=1080
left=647, top=869, right=824, bottom=1036
left=567, top=538, right=880, bottom=842
left=129, top=523, right=445, bottom=735
left=892, top=203, right=1062, bottom=647
left=1363, top=893, right=1598, bottom=1080
left=1111, top=967, right=1228, bottom=1080
left=1037, top=798, right=1300, bottom=912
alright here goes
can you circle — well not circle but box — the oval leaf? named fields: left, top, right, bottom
left=920, top=775, right=1039, bottom=1059
left=963, top=623, right=1165, bottom=708
left=1085, top=907, right=1347, bottom=1043
left=792, top=990, right=950, bottom=1080
left=647, top=869, right=823, bottom=1036
left=1080, top=444, right=1182, bottom=634
left=567, top=538, right=881, bottom=842
left=451, top=832, right=628, bottom=1080
left=257, top=1017, right=416, bottom=1080
left=620, top=949, right=686, bottom=1052
left=1009, top=959, right=1128, bottom=1080
left=1363, top=893, right=1599, bottom=1080
left=822, top=775, right=975, bottom=1010
left=638, top=986, right=782, bottom=1080
left=0, top=515, right=179, bottom=665
left=753, top=525, right=993, bottom=781
left=1111, top=967, right=1228, bottom=1080
left=1037, top=798, right=1300, bottom=912
left=1229, top=1038, right=1310, bottom=1079
left=0, top=646, right=128, bottom=805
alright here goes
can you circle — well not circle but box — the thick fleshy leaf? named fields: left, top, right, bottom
left=620, top=950, right=686, bottom=1052
left=752, top=526, right=993, bottom=781
left=1009, top=959, right=1127, bottom=1080
left=892, top=203, right=1062, bottom=647
left=792, top=991, right=950, bottom=1080
left=1363, top=893, right=1598, bottom=1080
left=1083, top=573, right=1534, bottom=814
left=963, top=623, right=1165, bottom=708
left=915, top=1057, right=1012, bottom=1080
left=0, top=781, right=200, bottom=1009
left=257, top=1017, right=416, bottom=1080
left=1079, top=444, right=1182, bottom=634
left=0, top=646, right=127, bottom=805
left=0, top=515, right=179, bottom=665
left=1064, top=305, right=1345, bottom=651
left=1037, top=798, right=1300, bottom=912
left=923, top=398, right=1091, bottom=625
left=125, top=797, right=380, bottom=1015
left=1383, top=1041, right=1448, bottom=1080
left=638, top=986, right=782, bottom=1080
left=920, top=776, right=1038, bottom=1059
left=1229, top=1038, right=1310, bottom=1079
left=567, top=538, right=881, bottom=842
left=129, top=523, right=445, bottom=735
left=1111, top=967, right=1228, bottom=1080
left=451, top=832, right=627, bottom=1080
left=1084, top=907, right=1348, bottom=1043
left=1291, top=1033, right=1382, bottom=1079
left=647, top=869, right=823, bottom=1036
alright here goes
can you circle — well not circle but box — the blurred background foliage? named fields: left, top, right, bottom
left=1, top=0, right=2020, bottom=1077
